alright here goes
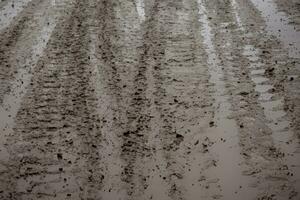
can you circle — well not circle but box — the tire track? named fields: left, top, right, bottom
left=196, top=1, right=258, bottom=199
left=91, top=0, right=147, bottom=198
left=203, top=0, right=299, bottom=199
left=102, top=0, right=150, bottom=197
left=141, top=1, right=185, bottom=199
left=0, top=1, right=106, bottom=199
left=0, top=0, right=46, bottom=103
left=0, top=0, right=299, bottom=199
left=141, top=0, right=216, bottom=199
left=233, top=0, right=300, bottom=198
left=0, top=0, right=66, bottom=197
left=88, top=1, right=127, bottom=198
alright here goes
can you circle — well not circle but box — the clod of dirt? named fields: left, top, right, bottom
left=239, top=91, right=249, bottom=96
left=123, top=131, right=131, bottom=137
left=176, top=134, right=184, bottom=139
left=57, top=153, right=63, bottom=160
left=265, top=67, right=275, bottom=76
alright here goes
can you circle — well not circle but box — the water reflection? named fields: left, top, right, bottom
left=136, top=0, right=145, bottom=22
left=250, top=0, right=300, bottom=58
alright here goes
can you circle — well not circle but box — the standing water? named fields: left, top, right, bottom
left=231, top=0, right=300, bottom=193
left=196, top=1, right=257, bottom=199
left=243, top=44, right=300, bottom=193
left=250, top=0, right=300, bottom=58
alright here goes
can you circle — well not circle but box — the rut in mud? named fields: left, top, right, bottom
left=0, top=0, right=299, bottom=200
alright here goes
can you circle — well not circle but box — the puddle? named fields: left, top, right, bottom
left=0, top=0, right=32, bottom=31
left=243, top=44, right=300, bottom=191
left=135, top=0, right=145, bottom=22
left=0, top=1, right=59, bottom=163
left=242, top=45, right=286, bottom=126
left=222, top=0, right=300, bottom=193
left=250, top=0, right=300, bottom=58
left=234, top=1, right=300, bottom=177
left=195, top=1, right=256, bottom=199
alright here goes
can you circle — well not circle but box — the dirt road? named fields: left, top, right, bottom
left=0, top=0, right=299, bottom=199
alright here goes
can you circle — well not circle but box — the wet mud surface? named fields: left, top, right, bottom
left=0, top=0, right=299, bottom=200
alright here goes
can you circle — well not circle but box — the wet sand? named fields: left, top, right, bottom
left=0, top=0, right=299, bottom=199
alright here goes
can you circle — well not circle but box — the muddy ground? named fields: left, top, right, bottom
left=0, top=0, right=299, bottom=200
